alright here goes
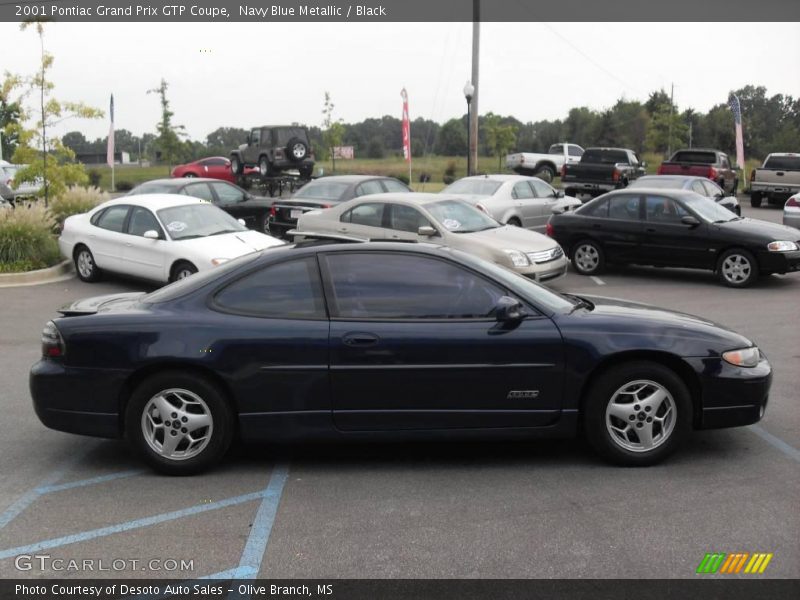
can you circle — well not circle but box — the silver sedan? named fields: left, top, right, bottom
left=442, top=174, right=581, bottom=232
left=784, top=194, right=800, bottom=229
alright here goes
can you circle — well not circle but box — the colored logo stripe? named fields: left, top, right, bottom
left=697, top=552, right=773, bottom=574
left=697, top=553, right=726, bottom=573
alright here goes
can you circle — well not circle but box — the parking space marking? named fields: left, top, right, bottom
left=35, top=469, right=145, bottom=494
left=750, top=425, right=800, bottom=463
left=590, top=276, right=606, bottom=285
left=0, top=488, right=270, bottom=560
left=0, top=444, right=95, bottom=530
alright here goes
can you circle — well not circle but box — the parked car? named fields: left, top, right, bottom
left=268, top=175, right=411, bottom=238
left=506, top=143, right=585, bottom=182
left=0, top=161, right=42, bottom=199
left=129, top=178, right=275, bottom=232
left=58, top=195, right=284, bottom=284
left=628, top=175, right=740, bottom=215
left=561, top=147, right=646, bottom=198
left=547, top=188, right=800, bottom=287
left=749, top=153, right=800, bottom=207
left=170, top=157, right=257, bottom=183
left=297, top=193, right=567, bottom=283
left=230, top=125, right=315, bottom=179
left=441, top=174, right=582, bottom=232
left=784, top=194, right=800, bottom=229
left=30, top=241, right=773, bottom=474
left=0, top=179, right=14, bottom=205
left=657, top=149, right=738, bottom=195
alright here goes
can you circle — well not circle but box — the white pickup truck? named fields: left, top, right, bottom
left=506, top=143, right=585, bottom=182
left=749, top=153, right=800, bottom=207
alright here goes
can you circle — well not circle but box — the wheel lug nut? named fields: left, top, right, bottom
left=181, top=417, right=188, bottom=423
left=171, top=412, right=178, bottom=418
left=634, top=405, right=640, bottom=411
left=644, top=406, right=651, bottom=412
left=170, top=430, right=177, bottom=436
left=629, top=415, right=635, bottom=421
left=647, top=417, right=653, bottom=423
left=636, top=423, right=643, bottom=428
left=181, top=427, right=187, bottom=433
left=164, top=421, right=171, bottom=427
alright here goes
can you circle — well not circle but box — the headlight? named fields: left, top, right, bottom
left=210, top=258, right=230, bottom=266
left=722, top=347, right=760, bottom=368
left=502, top=249, right=530, bottom=267
left=767, top=241, right=798, bottom=252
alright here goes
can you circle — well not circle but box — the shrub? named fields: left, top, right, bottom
left=443, top=175, right=455, bottom=185
left=87, top=169, right=102, bottom=187
left=0, top=205, right=61, bottom=272
left=395, top=173, right=410, bottom=185
left=115, top=181, right=134, bottom=191
left=444, top=160, right=457, bottom=178
left=49, top=185, right=109, bottom=230
left=418, top=173, right=431, bottom=183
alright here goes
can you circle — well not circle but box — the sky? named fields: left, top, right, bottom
left=2, top=21, right=799, bottom=142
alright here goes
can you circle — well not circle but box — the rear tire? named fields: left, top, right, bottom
left=750, top=192, right=762, bottom=208
left=534, top=165, right=555, bottom=183
left=571, top=239, right=605, bottom=275
left=259, top=156, right=271, bottom=177
left=583, top=361, right=692, bottom=466
left=717, top=248, right=758, bottom=288
left=125, top=371, right=234, bottom=475
left=230, top=155, right=243, bottom=176
left=507, top=217, right=522, bottom=227
left=74, top=245, right=101, bottom=282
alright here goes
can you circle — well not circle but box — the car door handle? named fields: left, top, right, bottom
left=342, top=332, right=380, bottom=347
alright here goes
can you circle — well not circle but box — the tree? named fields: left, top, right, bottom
left=484, top=113, right=517, bottom=169
left=434, top=118, right=467, bottom=156
left=646, top=106, right=688, bottom=155
left=0, top=74, right=23, bottom=161
left=205, top=127, right=248, bottom=156
left=321, top=92, right=344, bottom=173
left=61, top=131, right=89, bottom=154
left=13, top=21, right=102, bottom=204
left=147, top=78, right=185, bottom=171
left=366, top=136, right=385, bottom=159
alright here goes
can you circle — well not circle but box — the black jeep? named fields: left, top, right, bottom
left=230, top=126, right=315, bottom=179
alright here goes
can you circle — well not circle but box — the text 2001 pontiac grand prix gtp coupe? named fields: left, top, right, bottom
left=30, top=242, right=772, bottom=474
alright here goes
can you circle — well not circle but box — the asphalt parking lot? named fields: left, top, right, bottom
left=0, top=200, right=797, bottom=581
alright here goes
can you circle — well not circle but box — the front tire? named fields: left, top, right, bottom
left=74, top=245, right=101, bottom=282
left=259, top=156, right=271, bottom=177
left=717, top=248, right=759, bottom=288
left=170, top=261, right=198, bottom=282
left=571, top=239, right=605, bottom=275
left=583, top=361, right=692, bottom=466
left=506, top=217, right=522, bottom=227
left=125, top=372, right=234, bottom=475
left=230, top=155, right=243, bottom=176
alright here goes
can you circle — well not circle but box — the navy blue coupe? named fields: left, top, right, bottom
left=31, top=242, right=772, bottom=474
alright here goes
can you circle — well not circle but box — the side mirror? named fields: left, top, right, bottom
left=556, top=190, right=564, bottom=198
left=681, top=215, right=700, bottom=227
left=143, top=230, right=159, bottom=240
left=494, top=296, right=527, bottom=322
left=418, top=225, right=437, bottom=237
left=237, top=218, right=246, bottom=226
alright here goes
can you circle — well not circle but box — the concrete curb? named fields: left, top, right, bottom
left=0, top=260, right=74, bottom=288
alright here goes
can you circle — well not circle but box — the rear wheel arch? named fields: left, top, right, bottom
left=577, top=351, right=703, bottom=429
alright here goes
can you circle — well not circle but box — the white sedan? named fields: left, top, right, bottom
left=59, top=194, right=285, bottom=284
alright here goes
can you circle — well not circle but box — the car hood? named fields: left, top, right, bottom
left=714, top=217, right=800, bottom=240
left=175, top=229, right=284, bottom=257
left=558, top=294, right=753, bottom=353
left=459, top=225, right=557, bottom=251
left=59, top=292, right=147, bottom=316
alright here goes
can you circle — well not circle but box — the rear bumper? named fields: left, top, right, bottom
left=30, top=359, right=126, bottom=438
left=683, top=356, right=772, bottom=429
left=750, top=183, right=800, bottom=197
left=563, top=181, right=617, bottom=194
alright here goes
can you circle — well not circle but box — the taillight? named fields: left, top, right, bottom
left=657, top=164, right=664, bottom=175
left=750, top=169, right=756, bottom=182
left=560, top=165, right=566, bottom=178
left=787, top=196, right=800, bottom=208
left=546, top=222, right=554, bottom=237
left=41, top=321, right=65, bottom=358
left=321, top=204, right=331, bottom=209
left=708, top=167, right=718, bottom=180
left=612, top=169, right=620, bottom=182
left=269, top=205, right=277, bottom=217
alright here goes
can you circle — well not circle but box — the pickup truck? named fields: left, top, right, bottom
left=506, top=143, right=584, bottom=182
left=657, top=149, right=738, bottom=195
left=749, top=153, right=800, bottom=207
left=560, top=147, right=646, bottom=198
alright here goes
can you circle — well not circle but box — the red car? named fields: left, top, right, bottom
left=171, top=157, right=256, bottom=183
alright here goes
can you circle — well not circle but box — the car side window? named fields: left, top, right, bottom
left=213, top=258, right=325, bottom=319
left=204, top=158, right=228, bottom=167
left=382, top=179, right=410, bottom=193
left=210, top=182, right=244, bottom=205
left=354, top=180, right=385, bottom=197
left=720, top=155, right=730, bottom=169
left=183, top=183, right=215, bottom=203
left=512, top=181, right=534, bottom=199
left=127, top=207, right=162, bottom=237
left=579, top=198, right=609, bottom=218
left=608, top=196, right=640, bottom=221
left=530, top=179, right=555, bottom=198
left=250, top=128, right=260, bottom=146
left=645, top=196, right=689, bottom=223
left=691, top=181, right=707, bottom=195
left=388, top=204, right=432, bottom=233
left=94, top=205, right=130, bottom=232
left=324, top=253, right=507, bottom=320
left=550, top=144, right=563, bottom=155
left=702, top=180, right=723, bottom=197
left=568, top=145, right=583, bottom=157
left=341, top=203, right=385, bottom=227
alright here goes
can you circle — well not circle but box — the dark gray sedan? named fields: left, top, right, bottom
left=268, top=175, right=411, bottom=238
left=629, top=175, right=740, bottom=215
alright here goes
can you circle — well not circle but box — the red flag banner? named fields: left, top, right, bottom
left=401, top=88, right=411, bottom=163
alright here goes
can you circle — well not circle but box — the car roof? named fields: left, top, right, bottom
left=671, top=148, right=722, bottom=154
left=98, top=193, right=210, bottom=211
left=602, top=187, right=701, bottom=198
left=255, top=125, right=308, bottom=129
left=634, top=175, right=706, bottom=182
left=456, top=174, right=535, bottom=183
left=344, top=192, right=470, bottom=206
left=306, top=175, right=396, bottom=184
left=136, top=178, right=223, bottom=187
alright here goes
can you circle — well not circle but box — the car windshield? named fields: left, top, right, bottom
left=293, top=181, right=349, bottom=201
left=426, top=199, right=500, bottom=233
left=130, top=183, right=177, bottom=195
left=629, top=178, right=683, bottom=189
left=274, top=128, right=308, bottom=145
left=156, top=203, right=247, bottom=240
left=442, top=179, right=503, bottom=196
left=682, top=194, right=738, bottom=223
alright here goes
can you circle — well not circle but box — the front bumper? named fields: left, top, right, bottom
left=683, top=355, right=772, bottom=429
left=518, top=255, right=568, bottom=283
left=30, top=359, right=126, bottom=438
left=757, top=249, right=800, bottom=274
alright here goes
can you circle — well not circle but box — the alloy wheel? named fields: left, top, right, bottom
left=140, top=388, right=213, bottom=461
left=77, top=250, right=94, bottom=279
left=574, top=244, right=599, bottom=273
left=721, top=254, right=752, bottom=284
left=605, top=379, right=676, bottom=453
left=292, top=143, right=306, bottom=159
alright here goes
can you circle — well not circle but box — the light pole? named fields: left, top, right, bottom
left=463, top=81, right=474, bottom=176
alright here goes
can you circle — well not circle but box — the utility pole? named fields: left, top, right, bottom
left=667, top=82, right=674, bottom=157
left=469, top=0, right=480, bottom=175
left=688, top=121, right=693, bottom=148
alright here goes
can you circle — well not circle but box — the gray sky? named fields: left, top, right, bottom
left=3, top=22, right=799, bottom=141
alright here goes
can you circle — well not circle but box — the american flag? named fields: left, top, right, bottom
left=728, top=94, right=744, bottom=169
left=401, top=88, right=411, bottom=163
left=106, top=94, right=115, bottom=168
